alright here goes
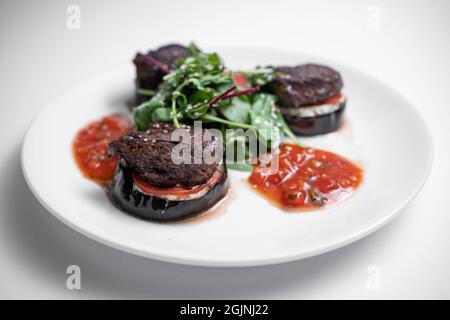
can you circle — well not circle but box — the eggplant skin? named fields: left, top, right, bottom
left=283, top=100, right=346, bottom=136
left=108, top=164, right=229, bottom=222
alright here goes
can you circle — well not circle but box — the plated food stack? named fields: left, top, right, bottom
left=269, top=64, right=346, bottom=135
left=108, top=123, right=228, bottom=221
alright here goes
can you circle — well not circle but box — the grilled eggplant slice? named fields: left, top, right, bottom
left=108, top=123, right=228, bottom=222
left=109, top=163, right=228, bottom=222
left=281, top=94, right=346, bottom=136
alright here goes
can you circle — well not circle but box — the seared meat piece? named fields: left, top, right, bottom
left=109, top=123, right=222, bottom=188
left=149, top=44, right=190, bottom=68
left=133, top=53, right=166, bottom=91
left=269, top=64, right=343, bottom=108
left=133, top=44, right=190, bottom=91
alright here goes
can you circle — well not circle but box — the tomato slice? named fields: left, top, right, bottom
left=322, top=92, right=342, bottom=105
left=232, top=72, right=250, bottom=89
left=132, top=169, right=223, bottom=199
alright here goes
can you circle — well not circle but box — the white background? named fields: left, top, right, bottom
left=1, top=0, right=449, bottom=299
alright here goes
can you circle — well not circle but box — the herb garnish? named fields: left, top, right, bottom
left=133, top=43, right=299, bottom=170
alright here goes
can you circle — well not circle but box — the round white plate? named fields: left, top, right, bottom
left=22, top=47, right=433, bottom=267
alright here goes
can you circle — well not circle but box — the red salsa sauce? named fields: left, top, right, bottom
left=248, top=143, right=363, bottom=210
left=73, top=114, right=133, bottom=186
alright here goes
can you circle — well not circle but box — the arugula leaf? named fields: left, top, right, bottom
left=239, top=68, right=275, bottom=87
left=151, top=107, right=172, bottom=122
left=134, top=98, right=165, bottom=130
left=134, top=43, right=231, bottom=128
left=136, top=88, right=156, bottom=96
left=249, top=93, right=281, bottom=147
left=250, top=93, right=302, bottom=147
left=220, top=97, right=251, bottom=124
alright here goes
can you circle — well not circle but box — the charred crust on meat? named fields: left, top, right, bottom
left=148, top=44, right=190, bottom=68
left=108, top=123, right=222, bottom=188
left=269, top=64, right=343, bottom=108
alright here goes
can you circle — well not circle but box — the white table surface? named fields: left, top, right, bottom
left=1, top=0, right=449, bottom=299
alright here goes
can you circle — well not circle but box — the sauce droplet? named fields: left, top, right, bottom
left=73, top=114, right=133, bottom=186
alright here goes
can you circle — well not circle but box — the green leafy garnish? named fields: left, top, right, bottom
left=133, top=43, right=301, bottom=169
left=136, top=88, right=156, bottom=97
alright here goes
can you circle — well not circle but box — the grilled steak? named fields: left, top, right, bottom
left=109, top=123, right=222, bottom=188
left=269, top=64, right=343, bottom=108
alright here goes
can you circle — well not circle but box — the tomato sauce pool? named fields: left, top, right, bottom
left=248, top=143, right=363, bottom=210
left=73, top=114, right=133, bottom=186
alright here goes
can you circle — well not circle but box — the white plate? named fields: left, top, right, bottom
left=21, top=47, right=433, bottom=267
